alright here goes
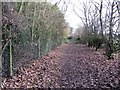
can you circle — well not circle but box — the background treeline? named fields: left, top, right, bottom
left=1, top=2, right=68, bottom=77
left=73, top=0, right=120, bottom=59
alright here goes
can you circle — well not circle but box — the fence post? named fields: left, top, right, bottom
left=9, top=25, right=13, bottom=77
left=0, top=2, right=2, bottom=85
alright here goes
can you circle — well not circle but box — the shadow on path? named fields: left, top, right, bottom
left=1, top=44, right=118, bottom=88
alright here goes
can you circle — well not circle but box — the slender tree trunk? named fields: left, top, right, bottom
left=117, top=1, right=120, bottom=32
left=107, top=2, right=114, bottom=59
left=0, top=2, right=2, bottom=84
left=18, top=2, right=24, bottom=14
left=31, top=3, right=36, bottom=43
left=100, top=0, right=103, bottom=38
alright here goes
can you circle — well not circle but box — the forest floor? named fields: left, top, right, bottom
left=1, top=43, right=119, bottom=88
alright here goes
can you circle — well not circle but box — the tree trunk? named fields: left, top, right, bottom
left=99, top=0, right=103, bottom=38
left=0, top=2, right=2, bottom=84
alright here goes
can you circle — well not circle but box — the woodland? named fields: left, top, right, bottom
left=0, top=0, right=120, bottom=89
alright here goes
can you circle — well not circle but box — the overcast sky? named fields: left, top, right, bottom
left=50, top=0, right=83, bottom=30
left=1, top=0, right=85, bottom=30
left=49, top=0, right=114, bottom=31
left=49, top=0, right=94, bottom=30
left=2, top=0, right=115, bottom=30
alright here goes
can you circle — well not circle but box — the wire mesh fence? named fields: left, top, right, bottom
left=1, top=29, right=63, bottom=77
left=1, top=2, right=66, bottom=78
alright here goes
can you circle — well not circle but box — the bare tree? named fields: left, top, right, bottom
left=73, top=0, right=119, bottom=58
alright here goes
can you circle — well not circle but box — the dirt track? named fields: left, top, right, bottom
left=1, top=44, right=119, bottom=88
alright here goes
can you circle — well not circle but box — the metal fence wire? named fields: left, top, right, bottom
left=1, top=2, right=65, bottom=78
left=1, top=22, right=63, bottom=78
